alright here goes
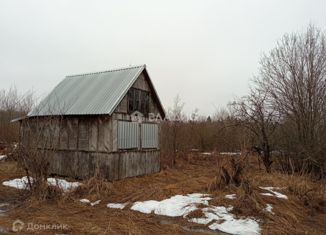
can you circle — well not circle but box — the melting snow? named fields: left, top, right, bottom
left=47, top=178, right=81, bottom=192
left=208, top=215, right=260, bottom=235
left=190, top=206, right=260, bottom=235
left=90, top=200, right=101, bottom=206
left=2, top=176, right=81, bottom=192
left=107, top=203, right=128, bottom=209
left=126, top=193, right=260, bottom=235
left=2, top=176, right=30, bottom=189
left=259, top=187, right=288, bottom=199
left=201, top=152, right=212, bottom=155
left=264, top=204, right=274, bottom=214
left=80, top=199, right=101, bottom=206
left=80, top=199, right=90, bottom=204
left=260, top=192, right=274, bottom=197
left=131, top=193, right=211, bottom=217
left=225, top=194, right=237, bottom=200
left=219, top=152, right=241, bottom=156
left=0, top=155, right=7, bottom=161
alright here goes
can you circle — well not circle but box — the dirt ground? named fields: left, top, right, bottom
left=0, top=154, right=325, bottom=235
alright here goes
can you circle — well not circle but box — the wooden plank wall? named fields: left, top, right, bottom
left=48, top=150, right=160, bottom=180
left=22, top=116, right=113, bottom=153
left=21, top=115, right=161, bottom=180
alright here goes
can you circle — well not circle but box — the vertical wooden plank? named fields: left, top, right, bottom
left=125, top=153, right=130, bottom=177
left=77, top=152, right=89, bottom=179
left=112, top=153, right=119, bottom=180
left=103, top=118, right=111, bottom=152
left=78, top=118, right=89, bottom=151
left=89, top=119, right=98, bottom=151
left=71, top=151, right=79, bottom=178
left=119, top=153, right=126, bottom=179
left=68, top=118, right=78, bottom=150
left=132, top=152, right=137, bottom=177
left=98, top=118, right=105, bottom=152
left=97, top=116, right=111, bottom=152
left=59, top=119, right=69, bottom=150
left=156, top=151, right=161, bottom=172
left=112, top=118, right=118, bottom=152
left=143, top=152, right=147, bottom=174
left=52, top=118, right=60, bottom=148
left=106, top=154, right=114, bottom=181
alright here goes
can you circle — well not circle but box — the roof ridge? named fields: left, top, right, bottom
left=65, top=64, right=146, bottom=78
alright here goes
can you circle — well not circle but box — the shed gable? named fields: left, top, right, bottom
left=114, top=71, right=164, bottom=118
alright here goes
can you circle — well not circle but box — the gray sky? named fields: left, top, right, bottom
left=0, top=0, right=325, bottom=116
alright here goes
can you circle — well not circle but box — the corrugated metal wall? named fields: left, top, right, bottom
left=141, top=123, right=158, bottom=149
left=118, top=121, right=159, bottom=150
left=118, top=121, right=139, bottom=149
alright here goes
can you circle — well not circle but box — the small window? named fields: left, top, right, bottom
left=127, top=88, right=149, bottom=115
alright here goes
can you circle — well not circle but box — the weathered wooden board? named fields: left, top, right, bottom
left=47, top=150, right=160, bottom=180
left=132, top=73, right=150, bottom=91
left=59, top=119, right=68, bottom=150
left=78, top=119, right=89, bottom=151
left=67, top=118, right=78, bottom=150
left=89, top=119, right=98, bottom=151
left=112, top=119, right=118, bottom=152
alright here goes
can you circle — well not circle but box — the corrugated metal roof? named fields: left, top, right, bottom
left=29, top=65, right=146, bottom=116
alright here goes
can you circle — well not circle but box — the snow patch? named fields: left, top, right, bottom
left=0, top=155, right=7, bottom=161
left=131, top=193, right=211, bottom=217
left=2, top=176, right=30, bottom=189
left=264, top=204, right=274, bottom=214
left=219, top=152, right=241, bottom=156
left=260, top=192, right=274, bottom=197
left=127, top=193, right=260, bottom=235
left=2, top=176, right=81, bottom=192
left=90, top=200, right=101, bottom=206
left=107, top=203, right=128, bottom=209
left=190, top=206, right=260, bottom=235
left=80, top=199, right=101, bottom=206
left=225, top=194, right=236, bottom=200
left=259, top=187, right=288, bottom=199
left=47, top=178, right=81, bottom=192
left=80, top=199, right=90, bottom=204
left=201, top=152, right=212, bottom=155
left=208, top=216, right=260, bottom=235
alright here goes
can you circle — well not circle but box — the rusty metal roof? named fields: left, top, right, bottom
left=28, top=65, right=163, bottom=116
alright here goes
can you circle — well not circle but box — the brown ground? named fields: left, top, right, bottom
left=0, top=154, right=325, bottom=235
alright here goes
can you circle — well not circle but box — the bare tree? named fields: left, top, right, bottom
left=170, top=95, right=186, bottom=166
left=0, top=86, right=34, bottom=144
left=257, top=25, right=326, bottom=176
left=231, top=88, right=279, bottom=173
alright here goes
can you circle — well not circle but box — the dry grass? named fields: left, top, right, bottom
left=0, top=154, right=325, bottom=234
left=73, top=175, right=114, bottom=201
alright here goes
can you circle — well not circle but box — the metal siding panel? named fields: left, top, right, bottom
left=118, top=121, right=139, bottom=149
left=141, top=123, right=158, bottom=148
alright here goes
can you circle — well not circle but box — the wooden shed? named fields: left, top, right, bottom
left=18, top=65, right=165, bottom=180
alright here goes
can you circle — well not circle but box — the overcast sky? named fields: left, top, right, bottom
left=0, top=0, right=325, bottom=116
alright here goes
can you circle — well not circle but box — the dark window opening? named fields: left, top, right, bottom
left=127, top=88, right=149, bottom=115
